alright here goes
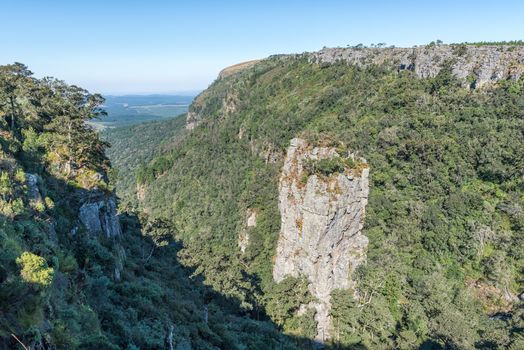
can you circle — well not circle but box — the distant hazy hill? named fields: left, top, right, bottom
left=91, top=94, right=196, bottom=129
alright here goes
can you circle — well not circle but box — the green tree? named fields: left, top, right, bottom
left=16, top=252, right=54, bottom=287
left=0, top=63, right=33, bottom=134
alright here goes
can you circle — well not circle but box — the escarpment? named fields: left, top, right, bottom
left=186, top=64, right=245, bottom=130
left=273, top=138, right=370, bottom=341
left=186, top=45, right=524, bottom=130
left=309, top=45, right=524, bottom=87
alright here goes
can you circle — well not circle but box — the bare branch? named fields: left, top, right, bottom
left=11, top=334, right=29, bottom=350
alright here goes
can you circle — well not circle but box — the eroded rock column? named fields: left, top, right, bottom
left=273, top=138, right=369, bottom=341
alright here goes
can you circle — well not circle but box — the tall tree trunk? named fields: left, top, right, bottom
left=9, top=96, right=16, bottom=134
left=66, top=122, right=73, bottom=176
left=166, top=324, right=174, bottom=350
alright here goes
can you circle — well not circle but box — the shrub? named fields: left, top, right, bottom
left=16, top=252, right=54, bottom=287
left=304, top=157, right=345, bottom=176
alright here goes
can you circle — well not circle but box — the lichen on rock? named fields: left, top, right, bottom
left=273, top=138, right=369, bottom=341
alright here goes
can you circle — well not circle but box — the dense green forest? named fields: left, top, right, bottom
left=2, top=46, right=524, bottom=350
left=0, top=63, right=302, bottom=349
left=133, top=54, right=524, bottom=349
left=102, top=115, right=187, bottom=206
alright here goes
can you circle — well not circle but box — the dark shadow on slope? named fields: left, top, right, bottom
left=115, top=211, right=373, bottom=350
left=117, top=212, right=324, bottom=349
left=0, top=149, right=292, bottom=349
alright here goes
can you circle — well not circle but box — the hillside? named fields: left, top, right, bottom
left=0, top=64, right=300, bottom=349
left=132, top=44, right=524, bottom=349
left=219, top=60, right=261, bottom=79
left=102, top=115, right=188, bottom=207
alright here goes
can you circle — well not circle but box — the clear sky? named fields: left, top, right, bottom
left=1, top=0, right=523, bottom=94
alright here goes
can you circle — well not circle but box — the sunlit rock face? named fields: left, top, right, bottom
left=239, top=209, right=257, bottom=254
left=310, top=45, right=524, bottom=88
left=186, top=111, right=200, bottom=130
left=273, top=138, right=369, bottom=341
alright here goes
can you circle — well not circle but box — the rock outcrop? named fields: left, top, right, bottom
left=239, top=209, right=257, bottom=253
left=136, top=182, right=146, bottom=202
left=273, top=138, right=369, bottom=341
left=186, top=111, right=200, bottom=130
left=79, top=195, right=121, bottom=238
left=309, top=45, right=524, bottom=88
left=186, top=89, right=239, bottom=131
left=246, top=209, right=257, bottom=228
left=25, top=173, right=43, bottom=204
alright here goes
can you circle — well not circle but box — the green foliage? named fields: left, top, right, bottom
left=0, top=171, right=11, bottom=196
left=101, top=114, right=187, bottom=206
left=0, top=63, right=302, bottom=349
left=130, top=53, right=524, bottom=348
left=303, top=157, right=344, bottom=176
left=329, top=288, right=396, bottom=349
left=303, top=155, right=360, bottom=177
left=265, top=277, right=314, bottom=327
left=16, top=252, right=54, bottom=287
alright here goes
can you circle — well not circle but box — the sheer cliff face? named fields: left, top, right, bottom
left=310, top=45, right=524, bottom=87
left=273, top=138, right=369, bottom=340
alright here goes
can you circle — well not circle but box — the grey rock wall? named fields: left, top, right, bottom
left=79, top=196, right=121, bottom=238
left=25, top=173, right=43, bottom=203
left=309, top=45, right=524, bottom=87
left=273, top=138, right=369, bottom=341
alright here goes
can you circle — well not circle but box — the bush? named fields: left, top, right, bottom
left=304, top=157, right=345, bottom=176
left=16, top=252, right=54, bottom=287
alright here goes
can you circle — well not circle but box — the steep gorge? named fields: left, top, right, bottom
left=0, top=65, right=300, bottom=350
left=132, top=43, right=524, bottom=349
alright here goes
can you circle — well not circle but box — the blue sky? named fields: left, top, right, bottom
left=1, top=0, right=523, bottom=94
